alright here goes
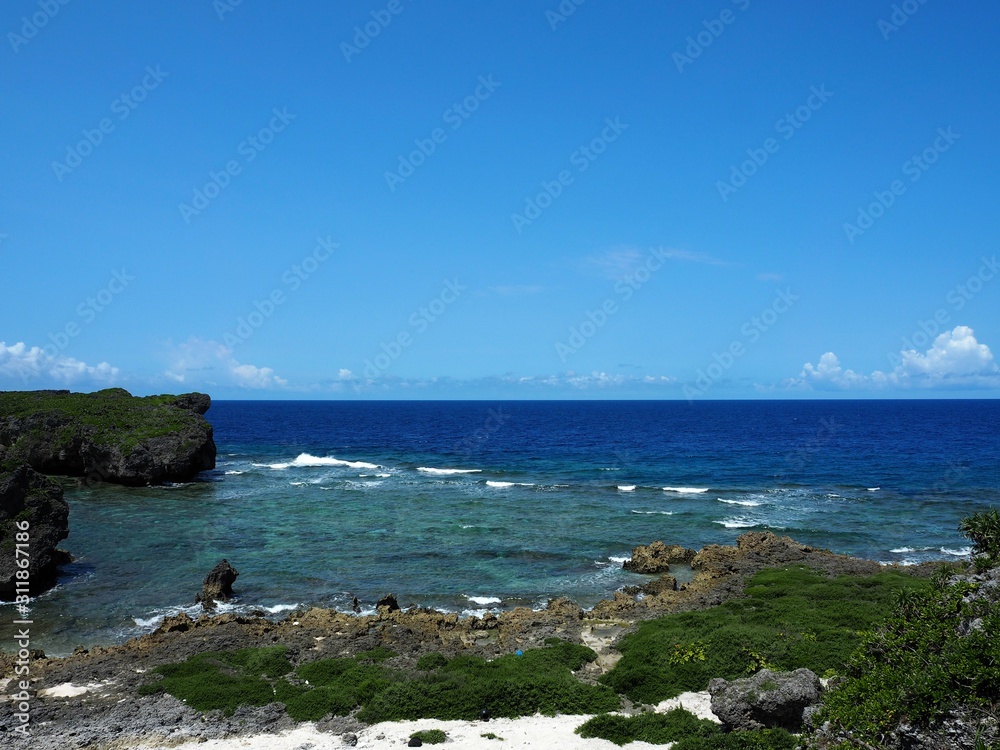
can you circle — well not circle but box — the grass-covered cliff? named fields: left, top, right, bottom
left=0, top=388, right=215, bottom=486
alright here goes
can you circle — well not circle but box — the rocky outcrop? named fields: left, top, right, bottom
left=709, top=668, right=823, bottom=731
left=0, top=388, right=215, bottom=486
left=197, top=560, right=239, bottom=608
left=623, top=541, right=695, bottom=573
left=0, top=464, right=70, bottom=598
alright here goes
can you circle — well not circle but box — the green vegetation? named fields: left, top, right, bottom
left=140, top=638, right=618, bottom=723
left=576, top=708, right=796, bottom=748
left=481, top=732, right=505, bottom=740
left=410, top=728, right=448, bottom=744
left=356, top=639, right=619, bottom=723
left=136, top=646, right=293, bottom=715
left=601, top=565, right=930, bottom=704
left=416, top=652, right=449, bottom=671
left=0, top=388, right=197, bottom=456
left=815, top=508, right=1000, bottom=747
left=961, top=507, right=1000, bottom=564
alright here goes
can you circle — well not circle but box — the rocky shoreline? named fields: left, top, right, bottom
left=0, top=532, right=941, bottom=749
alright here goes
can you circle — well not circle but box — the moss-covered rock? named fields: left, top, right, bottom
left=0, top=388, right=215, bottom=486
left=0, top=463, right=70, bottom=598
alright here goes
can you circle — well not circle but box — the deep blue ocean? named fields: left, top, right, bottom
left=4, top=400, right=999, bottom=655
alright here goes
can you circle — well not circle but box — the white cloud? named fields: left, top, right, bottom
left=163, top=337, right=288, bottom=389
left=586, top=246, right=727, bottom=279
left=0, top=341, right=119, bottom=385
left=791, top=326, right=999, bottom=390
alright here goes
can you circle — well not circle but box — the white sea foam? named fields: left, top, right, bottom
left=609, top=556, right=629, bottom=563
left=466, top=595, right=501, bottom=606
left=867, top=487, right=880, bottom=492
left=224, top=470, right=245, bottom=475
left=617, top=485, right=636, bottom=492
left=266, top=453, right=381, bottom=470
left=486, top=480, right=533, bottom=488
left=718, top=498, right=763, bottom=507
left=716, top=517, right=758, bottom=529
left=417, top=467, right=482, bottom=476
left=891, top=547, right=916, bottom=553
left=262, top=603, right=300, bottom=614
left=630, top=510, right=673, bottom=515
left=940, top=546, right=973, bottom=557
left=663, top=486, right=709, bottom=494
left=361, top=473, right=391, bottom=478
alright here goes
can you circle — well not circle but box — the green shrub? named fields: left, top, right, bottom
left=673, top=729, right=798, bottom=749
left=960, top=507, right=1000, bottom=563
left=602, top=566, right=929, bottom=704
left=417, top=652, right=449, bottom=671
left=143, top=647, right=292, bottom=715
left=410, top=728, right=448, bottom=744
left=357, top=640, right=619, bottom=723
left=817, top=576, right=1000, bottom=743
left=576, top=707, right=718, bottom=745
left=141, top=639, right=618, bottom=724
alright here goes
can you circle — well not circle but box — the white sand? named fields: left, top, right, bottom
left=138, top=695, right=719, bottom=750
left=37, top=681, right=102, bottom=698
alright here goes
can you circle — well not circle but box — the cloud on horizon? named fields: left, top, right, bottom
left=0, top=341, right=119, bottom=386
left=788, top=326, right=999, bottom=390
left=163, top=337, right=288, bottom=390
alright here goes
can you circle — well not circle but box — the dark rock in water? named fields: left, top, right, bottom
left=0, top=388, right=216, bottom=486
left=709, top=668, right=822, bottom=731
left=352, top=596, right=361, bottom=613
left=623, top=541, right=696, bottom=573
left=376, top=593, right=400, bottom=612
left=0, top=464, right=70, bottom=598
left=198, top=559, right=239, bottom=608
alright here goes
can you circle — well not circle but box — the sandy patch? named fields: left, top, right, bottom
left=655, top=691, right=719, bottom=723
left=137, top=714, right=670, bottom=749
left=37, top=682, right=104, bottom=698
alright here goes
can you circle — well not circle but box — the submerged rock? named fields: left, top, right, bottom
left=709, top=667, right=823, bottom=731
left=0, top=388, right=216, bottom=486
left=0, top=463, right=70, bottom=598
left=198, top=560, right=239, bottom=607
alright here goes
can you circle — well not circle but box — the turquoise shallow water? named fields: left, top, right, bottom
left=3, top=400, right=998, bottom=655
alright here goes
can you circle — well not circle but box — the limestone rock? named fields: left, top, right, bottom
left=198, top=559, right=239, bottom=607
left=623, top=541, right=695, bottom=573
left=0, top=464, right=70, bottom=598
left=709, top=668, right=823, bottom=731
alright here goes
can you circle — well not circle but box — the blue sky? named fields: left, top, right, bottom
left=2, top=0, right=998, bottom=399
